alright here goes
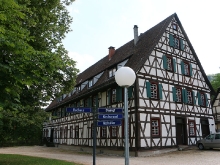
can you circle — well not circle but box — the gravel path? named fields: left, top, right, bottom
left=0, top=146, right=220, bottom=165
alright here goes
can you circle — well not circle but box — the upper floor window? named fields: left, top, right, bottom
left=88, top=79, right=93, bottom=88
left=146, top=81, right=163, bottom=100
left=188, top=120, right=196, bottom=136
left=84, top=97, right=91, bottom=107
left=108, top=87, right=123, bottom=104
left=162, top=55, right=176, bottom=72
left=169, top=34, right=184, bottom=50
left=92, top=95, right=98, bottom=107
left=151, top=118, right=160, bottom=137
left=197, top=92, right=208, bottom=107
left=174, top=37, right=179, bottom=49
left=109, top=67, right=116, bottom=78
left=181, top=61, right=192, bottom=76
left=186, top=89, right=193, bottom=104
left=172, top=23, right=178, bottom=30
left=172, top=86, right=182, bottom=102
left=76, top=86, right=81, bottom=92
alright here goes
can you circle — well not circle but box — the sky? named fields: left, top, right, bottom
left=63, top=0, right=220, bottom=75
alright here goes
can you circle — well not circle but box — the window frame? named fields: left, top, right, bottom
left=151, top=118, right=161, bottom=137
left=172, top=23, right=178, bottom=30
left=91, top=124, right=94, bottom=138
left=166, top=55, right=174, bottom=71
left=176, top=87, right=182, bottom=103
left=75, top=125, right=79, bottom=138
left=88, top=79, right=93, bottom=88
left=111, top=88, right=117, bottom=103
left=200, top=93, right=206, bottom=107
left=70, top=126, right=73, bottom=138
left=186, top=89, right=193, bottom=105
left=173, top=36, right=179, bottom=49
left=108, top=67, right=117, bottom=78
left=110, top=126, right=118, bottom=138
left=188, top=120, right=196, bottom=136
left=101, top=127, right=107, bottom=138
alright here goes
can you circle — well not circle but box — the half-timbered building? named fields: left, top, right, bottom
left=43, top=13, right=216, bottom=154
left=212, top=87, right=220, bottom=132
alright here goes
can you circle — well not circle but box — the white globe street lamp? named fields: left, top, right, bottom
left=115, top=67, right=136, bottom=165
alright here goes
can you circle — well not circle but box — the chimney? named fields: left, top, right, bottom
left=133, top=25, right=138, bottom=45
left=108, top=46, right=115, bottom=60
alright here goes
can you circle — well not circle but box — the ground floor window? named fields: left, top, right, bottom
left=75, top=126, right=79, bottom=138
left=101, top=127, right=107, bottom=138
left=188, top=120, right=196, bottom=136
left=151, top=118, right=160, bottom=137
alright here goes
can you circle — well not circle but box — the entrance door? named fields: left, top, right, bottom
left=201, top=119, right=210, bottom=138
left=50, top=128, right=54, bottom=142
left=176, top=117, right=187, bottom=145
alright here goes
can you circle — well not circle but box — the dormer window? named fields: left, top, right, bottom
left=76, top=86, right=81, bottom=92
left=88, top=79, right=93, bottom=88
left=109, top=67, right=116, bottom=78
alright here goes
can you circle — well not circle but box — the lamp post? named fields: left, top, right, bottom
left=115, top=67, right=136, bottom=165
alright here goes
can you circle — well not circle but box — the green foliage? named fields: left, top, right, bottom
left=0, top=154, right=81, bottom=165
left=210, top=73, right=220, bottom=92
left=0, top=0, right=79, bottom=145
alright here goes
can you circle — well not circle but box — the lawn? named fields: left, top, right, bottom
left=0, top=154, right=83, bottom=165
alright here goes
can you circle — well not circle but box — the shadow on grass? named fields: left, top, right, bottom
left=0, top=154, right=83, bottom=165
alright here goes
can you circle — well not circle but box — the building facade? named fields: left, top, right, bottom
left=212, top=87, right=220, bottom=132
left=43, top=13, right=215, bottom=152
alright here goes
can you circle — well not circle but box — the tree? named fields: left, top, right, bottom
left=0, top=0, right=78, bottom=145
left=211, top=73, right=220, bottom=92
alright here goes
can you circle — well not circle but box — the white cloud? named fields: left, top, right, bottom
left=68, top=51, right=96, bottom=73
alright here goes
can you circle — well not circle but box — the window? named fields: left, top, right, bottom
left=108, top=87, right=123, bottom=104
left=76, top=86, right=81, bottom=92
left=172, top=23, right=178, bottom=30
left=88, top=79, right=93, bottom=88
left=186, top=90, right=193, bottom=104
left=70, top=126, right=73, bottom=138
left=173, top=87, right=182, bottom=102
left=91, top=124, right=94, bottom=138
left=183, top=89, right=194, bottom=104
left=162, top=55, right=176, bottom=72
left=188, top=120, right=196, bottom=136
left=169, top=34, right=184, bottom=50
left=101, top=127, right=107, bottom=138
left=111, top=126, right=117, bottom=138
left=197, top=92, right=208, bottom=107
left=92, top=95, right=98, bottom=107
left=109, top=67, right=116, bottom=78
left=75, top=126, right=79, bottom=138
left=146, top=81, right=163, bottom=99
left=151, top=118, right=160, bottom=137
left=64, top=126, right=68, bottom=139
left=181, top=61, right=192, bottom=76
left=84, top=98, right=91, bottom=107
left=174, top=37, right=179, bottom=49
left=112, top=89, right=116, bottom=103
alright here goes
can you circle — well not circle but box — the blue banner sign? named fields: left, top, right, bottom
left=66, top=107, right=91, bottom=113
left=98, top=108, right=123, bottom=113
left=98, top=114, right=123, bottom=120
left=97, top=120, right=122, bottom=127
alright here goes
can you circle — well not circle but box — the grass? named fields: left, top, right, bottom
left=0, top=154, right=83, bottom=165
